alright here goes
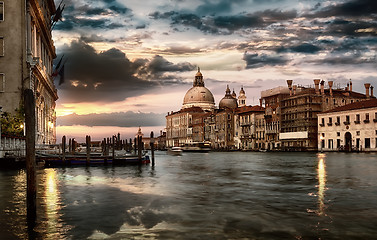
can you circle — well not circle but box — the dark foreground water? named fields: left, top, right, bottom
left=1, top=152, right=377, bottom=239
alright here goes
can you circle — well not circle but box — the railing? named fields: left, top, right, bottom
left=0, top=136, right=26, bottom=158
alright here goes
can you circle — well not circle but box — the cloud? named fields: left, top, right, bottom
left=57, top=111, right=166, bottom=127
left=56, top=41, right=194, bottom=103
left=243, top=52, right=289, bottom=68
left=307, top=0, right=377, bottom=18
left=150, top=9, right=297, bottom=35
left=277, top=43, right=321, bottom=54
left=54, top=0, right=132, bottom=31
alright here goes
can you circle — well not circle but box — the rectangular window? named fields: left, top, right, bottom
left=375, top=138, right=377, bottom=148
left=365, top=138, right=370, bottom=149
left=346, top=115, right=350, bottom=122
left=364, top=113, right=370, bottom=123
left=328, top=139, right=333, bottom=149
left=0, top=37, right=3, bottom=56
left=336, top=116, right=340, bottom=125
left=356, top=114, right=360, bottom=123
left=0, top=2, right=4, bottom=21
left=337, top=132, right=340, bottom=136
left=0, top=73, right=4, bottom=92
left=337, top=139, right=341, bottom=149
left=320, top=118, right=325, bottom=126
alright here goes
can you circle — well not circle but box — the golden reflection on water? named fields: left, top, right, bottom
left=43, top=169, right=61, bottom=234
left=317, top=153, right=327, bottom=216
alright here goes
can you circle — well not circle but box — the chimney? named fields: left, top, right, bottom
left=371, top=86, right=374, bottom=97
left=365, top=83, right=371, bottom=99
left=350, top=80, right=352, bottom=92
left=259, top=98, right=263, bottom=106
left=328, top=80, right=333, bottom=96
left=320, top=80, right=325, bottom=95
left=293, top=85, right=297, bottom=95
left=314, top=79, right=320, bottom=94
left=287, top=80, right=293, bottom=96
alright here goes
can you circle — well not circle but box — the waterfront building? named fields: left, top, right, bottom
left=209, top=86, right=238, bottom=149
left=279, top=80, right=373, bottom=151
left=260, top=86, right=290, bottom=150
left=166, top=68, right=215, bottom=148
left=166, top=107, right=208, bottom=147
left=317, top=99, right=377, bottom=152
left=0, top=0, right=58, bottom=144
left=237, top=105, right=265, bottom=150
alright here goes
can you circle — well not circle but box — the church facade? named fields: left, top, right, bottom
left=166, top=69, right=254, bottom=149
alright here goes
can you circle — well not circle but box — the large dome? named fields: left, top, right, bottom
left=182, top=68, right=215, bottom=111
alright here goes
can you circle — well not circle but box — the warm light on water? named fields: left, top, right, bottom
left=1, top=152, right=377, bottom=239
left=317, top=153, right=327, bottom=216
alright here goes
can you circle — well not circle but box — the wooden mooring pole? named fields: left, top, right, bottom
left=62, top=136, right=66, bottom=164
left=150, top=131, right=155, bottom=166
left=112, top=135, right=115, bottom=161
left=24, top=89, right=36, bottom=227
left=86, top=135, right=91, bottom=165
left=138, top=136, right=142, bottom=164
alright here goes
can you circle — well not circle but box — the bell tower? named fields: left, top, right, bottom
left=238, top=86, right=246, bottom=107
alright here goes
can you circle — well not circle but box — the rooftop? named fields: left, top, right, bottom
left=321, top=99, right=377, bottom=114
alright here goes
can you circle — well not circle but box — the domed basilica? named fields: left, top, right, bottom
left=181, top=68, right=246, bottom=111
left=182, top=68, right=215, bottom=111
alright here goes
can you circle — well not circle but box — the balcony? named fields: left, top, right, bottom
left=327, top=122, right=332, bottom=126
left=364, top=119, right=370, bottom=123
left=354, top=120, right=360, bottom=124
left=319, top=123, right=325, bottom=127
left=335, top=122, right=340, bottom=126
left=343, top=121, right=350, bottom=125
left=374, top=118, right=377, bottom=123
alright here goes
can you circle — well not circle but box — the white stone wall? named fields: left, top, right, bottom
left=318, top=107, right=377, bottom=152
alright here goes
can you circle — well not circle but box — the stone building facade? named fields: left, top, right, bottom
left=0, top=0, right=58, bottom=144
left=237, top=106, right=265, bottom=150
left=317, top=99, right=377, bottom=152
left=279, top=80, right=373, bottom=151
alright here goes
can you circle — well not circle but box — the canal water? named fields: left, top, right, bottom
left=1, top=152, right=377, bottom=239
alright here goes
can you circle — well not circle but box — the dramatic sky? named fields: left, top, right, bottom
left=52, top=0, right=377, bottom=142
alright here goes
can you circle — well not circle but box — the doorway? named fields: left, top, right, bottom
left=344, top=132, right=352, bottom=152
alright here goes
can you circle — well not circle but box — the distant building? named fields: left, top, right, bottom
left=0, top=0, right=58, bottom=144
left=166, top=68, right=215, bottom=148
left=237, top=105, right=265, bottom=150
left=318, top=99, right=377, bottom=152
left=260, top=86, right=290, bottom=150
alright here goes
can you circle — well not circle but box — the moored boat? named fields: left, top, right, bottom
left=167, top=147, right=183, bottom=156
left=40, top=153, right=150, bottom=167
left=181, top=142, right=211, bottom=152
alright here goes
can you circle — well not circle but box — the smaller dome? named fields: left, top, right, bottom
left=232, top=89, right=236, bottom=98
left=219, top=85, right=238, bottom=109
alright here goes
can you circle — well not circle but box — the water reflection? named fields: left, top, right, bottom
left=44, top=169, right=61, bottom=234
left=317, top=153, right=327, bottom=216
